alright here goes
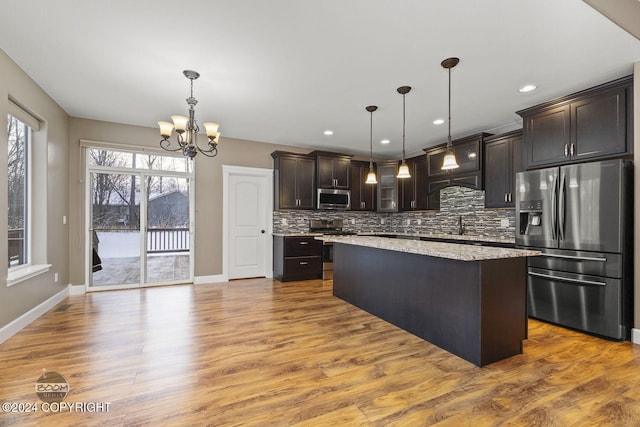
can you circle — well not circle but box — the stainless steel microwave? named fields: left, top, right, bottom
left=317, top=188, right=351, bottom=210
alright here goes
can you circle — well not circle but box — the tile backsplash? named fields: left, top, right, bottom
left=273, top=186, right=515, bottom=239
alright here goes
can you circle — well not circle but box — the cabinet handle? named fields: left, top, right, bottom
left=504, top=193, right=508, bottom=202
left=509, top=193, right=512, bottom=202
left=299, top=261, right=309, bottom=265
left=361, top=201, right=365, bottom=209
left=564, top=144, right=569, bottom=157
left=299, top=241, right=309, bottom=245
left=570, top=143, right=575, bottom=156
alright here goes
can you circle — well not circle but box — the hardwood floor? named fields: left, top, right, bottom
left=1, top=278, right=639, bottom=426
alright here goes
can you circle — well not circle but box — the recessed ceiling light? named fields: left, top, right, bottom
left=380, top=139, right=390, bottom=144
left=433, top=119, right=445, bottom=125
left=519, top=84, right=537, bottom=93
left=323, top=130, right=334, bottom=136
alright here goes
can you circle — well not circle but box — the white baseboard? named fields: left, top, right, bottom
left=632, top=328, right=640, bottom=345
left=0, top=287, right=69, bottom=345
left=193, top=274, right=228, bottom=285
left=68, top=284, right=86, bottom=295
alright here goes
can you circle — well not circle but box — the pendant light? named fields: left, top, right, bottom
left=441, top=57, right=460, bottom=170
left=396, top=85, right=412, bottom=179
left=365, top=105, right=378, bottom=184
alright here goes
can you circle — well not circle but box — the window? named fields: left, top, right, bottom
left=6, top=100, right=49, bottom=286
left=7, top=114, right=29, bottom=267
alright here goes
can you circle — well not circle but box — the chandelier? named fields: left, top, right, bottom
left=157, top=70, right=221, bottom=159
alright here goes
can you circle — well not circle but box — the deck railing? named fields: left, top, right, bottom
left=8, top=228, right=25, bottom=266
left=147, top=228, right=190, bottom=253
left=93, top=228, right=190, bottom=254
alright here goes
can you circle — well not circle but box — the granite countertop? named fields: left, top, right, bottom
left=274, top=231, right=515, bottom=246
left=315, top=235, right=540, bottom=261
left=358, top=232, right=515, bottom=245
left=272, top=232, right=323, bottom=237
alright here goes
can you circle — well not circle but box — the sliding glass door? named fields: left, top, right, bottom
left=90, top=172, right=141, bottom=288
left=145, top=175, right=191, bottom=284
left=87, top=148, right=193, bottom=290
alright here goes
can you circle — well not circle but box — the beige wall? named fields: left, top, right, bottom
left=0, top=49, right=70, bottom=329
left=67, top=118, right=310, bottom=284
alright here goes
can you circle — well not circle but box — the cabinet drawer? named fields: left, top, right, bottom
left=285, top=237, right=322, bottom=256
left=284, top=256, right=322, bottom=279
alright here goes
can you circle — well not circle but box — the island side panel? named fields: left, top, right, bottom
left=333, top=243, right=484, bottom=366
left=479, top=257, right=528, bottom=366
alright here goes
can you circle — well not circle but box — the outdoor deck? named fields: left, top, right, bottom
left=92, top=254, right=190, bottom=287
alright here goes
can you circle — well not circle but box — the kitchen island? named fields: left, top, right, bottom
left=318, top=235, right=540, bottom=367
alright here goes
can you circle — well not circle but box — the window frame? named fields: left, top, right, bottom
left=6, top=101, right=50, bottom=286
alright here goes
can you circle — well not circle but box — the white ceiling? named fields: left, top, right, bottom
left=0, top=0, right=639, bottom=158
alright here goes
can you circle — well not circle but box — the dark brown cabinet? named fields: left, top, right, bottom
left=424, top=133, right=489, bottom=210
left=426, top=134, right=486, bottom=178
left=312, top=151, right=351, bottom=189
left=484, top=130, right=523, bottom=208
left=400, top=155, right=429, bottom=210
left=517, top=76, right=632, bottom=169
left=271, top=151, right=315, bottom=209
left=273, top=235, right=322, bottom=281
left=350, top=161, right=376, bottom=211
left=377, top=160, right=399, bottom=212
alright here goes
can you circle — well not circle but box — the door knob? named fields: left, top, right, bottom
left=261, top=230, right=266, bottom=234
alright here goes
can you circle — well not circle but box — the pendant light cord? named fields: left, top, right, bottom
left=447, top=67, right=452, bottom=148
left=402, top=93, right=406, bottom=160
left=369, top=110, right=374, bottom=167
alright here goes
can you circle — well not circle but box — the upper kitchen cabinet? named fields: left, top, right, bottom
left=400, top=154, right=429, bottom=211
left=517, top=76, right=632, bottom=169
left=271, top=151, right=316, bottom=210
left=426, top=133, right=487, bottom=179
left=484, top=130, right=523, bottom=208
left=350, top=160, right=376, bottom=211
left=310, top=151, right=352, bottom=189
left=377, top=160, right=399, bottom=212
left=424, top=133, right=490, bottom=210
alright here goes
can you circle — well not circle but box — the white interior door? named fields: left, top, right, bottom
left=228, top=173, right=269, bottom=279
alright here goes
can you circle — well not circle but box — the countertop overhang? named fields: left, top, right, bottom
left=316, top=235, right=540, bottom=261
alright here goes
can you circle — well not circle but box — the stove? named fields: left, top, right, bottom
left=309, top=219, right=355, bottom=280
left=309, top=219, right=355, bottom=235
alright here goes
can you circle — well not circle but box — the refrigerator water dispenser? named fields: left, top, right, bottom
left=518, top=200, right=543, bottom=236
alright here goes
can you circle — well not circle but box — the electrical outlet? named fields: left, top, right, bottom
left=281, top=218, right=287, bottom=225
left=63, top=215, right=67, bottom=225
left=381, top=218, right=385, bottom=225
left=351, top=218, right=355, bottom=225
left=54, top=273, right=59, bottom=283
left=417, top=219, right=422, bottom=225
left=405, top=219, right=411, bottom=226
left=500, top=218, right=510, bottom=227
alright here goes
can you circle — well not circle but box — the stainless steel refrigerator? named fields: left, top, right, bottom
left=515, top=159, right=633, bottom=340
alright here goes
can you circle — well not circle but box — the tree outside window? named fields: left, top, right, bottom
left=7, top=114, right=29, bottom=267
